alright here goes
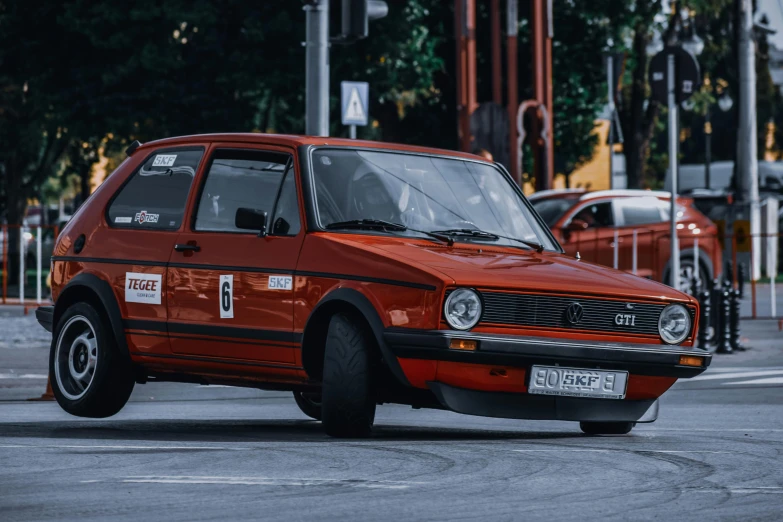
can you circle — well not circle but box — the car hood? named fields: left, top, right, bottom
left=325, top=234, right=691, bottom=303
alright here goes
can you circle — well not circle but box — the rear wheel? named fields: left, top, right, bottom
left=580, top=421, right=635, bottom=435
left=321, top=313, right=376, bottom=438
left=293, top=391, right=322, bottom=421
left=50, top=302, right=135, bottom=418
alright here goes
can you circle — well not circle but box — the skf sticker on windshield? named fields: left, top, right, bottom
left=125, top=272, right=162, bottom=305
left=152, top=154, right=177, bottom=167
left=268, top=275, right=293, bottom=291
left=114, top=216, right=132, bottom=224
left=219, top=274, right=234, bottom=319
left=135, top=210, right=159, bottom=224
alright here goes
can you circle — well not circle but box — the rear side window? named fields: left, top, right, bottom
left=107, top=148, right=204, bottom=230
left=194, top=149, right=293, bottom=233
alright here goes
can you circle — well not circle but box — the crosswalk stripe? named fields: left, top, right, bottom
left=690, top=370, right=783, bottom=381
left=725, top=377, right=783, bottom=386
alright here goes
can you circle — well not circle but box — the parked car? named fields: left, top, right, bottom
left=529, top=189, right=722, bottom=288
left=36, top=134, right=710, bottom=437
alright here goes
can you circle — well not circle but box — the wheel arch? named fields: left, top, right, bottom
left=53, top=273, right=130, bottom=362
left=662, top=247, right=714, bottom=284
left=301, top=288, right=410, bottom=387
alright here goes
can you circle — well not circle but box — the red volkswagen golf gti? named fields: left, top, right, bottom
left=36, top=134, right=710, bottom=437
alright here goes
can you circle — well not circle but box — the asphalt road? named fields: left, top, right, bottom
left=1, top=311, right=782, bottom=522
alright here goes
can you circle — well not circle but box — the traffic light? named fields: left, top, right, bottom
left=339, top=0, right=388, bottom=42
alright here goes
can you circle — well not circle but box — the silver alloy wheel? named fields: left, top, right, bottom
left=678, top=262, right=696, bottom=293
left=54, top=315, right=99, bottom=401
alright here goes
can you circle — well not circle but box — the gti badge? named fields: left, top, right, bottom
left=615, top=313, right=636, bottom=326
left=565, top=302, right=584, bottom=325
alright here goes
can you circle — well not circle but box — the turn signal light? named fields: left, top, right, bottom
left=449, top=339, right=477, bottom=351
left=679, top=355, right=704, bottom=367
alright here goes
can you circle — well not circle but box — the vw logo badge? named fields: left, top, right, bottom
left=565, top=302, right=584, bottom=325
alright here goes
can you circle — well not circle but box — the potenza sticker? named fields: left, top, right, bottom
left=135, top=210, right=159, bottom=224
left=114, top=216, right=132, bottom=224
left=125, top=272, right=162, bottom=305
left=268, top=275, right=292, bottom=290
left=152, top=154, right=177, bottom=167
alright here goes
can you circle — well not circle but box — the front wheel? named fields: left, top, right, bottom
left=580, top=421, right=635, bottom=435
left=50, top=302, right=135, bottom=418
left=321, top=313, right=376, bottom=438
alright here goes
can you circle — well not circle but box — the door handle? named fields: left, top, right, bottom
left=174, top=243, right=201, bottom=253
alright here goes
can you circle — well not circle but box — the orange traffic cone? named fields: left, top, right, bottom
left=28, top=376, right=55, bottom=401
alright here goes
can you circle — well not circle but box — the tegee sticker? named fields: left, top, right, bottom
left=125, top=272, right=162, bottom=304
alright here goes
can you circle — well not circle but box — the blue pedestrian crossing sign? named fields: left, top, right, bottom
left=341, top=81, right=369, bottom=126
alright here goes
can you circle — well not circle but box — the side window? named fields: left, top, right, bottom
left=572, top=202, right=613, bottom=228
left=271, top=170, right=301, bottom=236
left=108, top=148, right=203, bottom=230
left=194, top=149, right=291, bottom=233
left=619, top=197, right=666, bottom=226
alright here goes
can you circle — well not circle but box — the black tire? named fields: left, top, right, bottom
left=50, top=302, right=135, bottom=418
left=293, top=391, right=322, bottom=421
left=321, top=313, right=376, bottom=438
left=580, top=421, right=635, bottom=435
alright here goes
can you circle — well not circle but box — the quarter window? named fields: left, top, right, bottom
left=618, top=197, right=666, bottom=226
left=108, top=148, right=203, bottom=230
left=194, top=149, right=297, bottom=234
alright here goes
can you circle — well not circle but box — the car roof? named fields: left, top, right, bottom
left=528, top=188, right=674, bottom=202
left=133, top=133, right=486, bottom=163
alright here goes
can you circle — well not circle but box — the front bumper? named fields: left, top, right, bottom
left=384, top=329, right=711, bottom=379
left=384, top=329, right=708, bottom=423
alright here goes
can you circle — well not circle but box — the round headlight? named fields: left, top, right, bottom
left=444, top=288, right=482, bottom=331
left=658, top=304, right=691, bottom=345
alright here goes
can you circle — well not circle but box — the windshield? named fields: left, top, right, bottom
left=530, top=197, right=579, bottom=227
left=310, top=149, right=558, bottom=251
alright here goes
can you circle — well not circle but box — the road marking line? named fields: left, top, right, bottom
left=690, top=370, right=783, bottom=381
left=511, top=448, right=732, bottom=453
left=0, top=444, right=243, bottom=451
left=0, top=373, right=48, bottom=379
left=81, top=476, right=424, bottom=489
left=725, top=377, right=783, bottom=385
left=689, top=487, right=783, bottom=494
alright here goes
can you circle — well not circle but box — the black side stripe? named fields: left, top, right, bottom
left=130, top=352, right=304, bottom=371
left=53, top=256, right=437, bottom=291
left=130, top=331, right=299, bottom=349
left=123, top=319, right=303, bottom=344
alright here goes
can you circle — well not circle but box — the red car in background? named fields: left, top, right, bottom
left=528, top=189, right=722, bottom=288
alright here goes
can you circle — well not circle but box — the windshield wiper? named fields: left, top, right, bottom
left=325, top=219, right=408, bottom=231
left=433, top=228, right=545, bottom=253
left=431, top=229, right=500, bottom=241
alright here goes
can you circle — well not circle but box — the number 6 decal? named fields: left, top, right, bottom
left=219, top=274, right=234, bottom=319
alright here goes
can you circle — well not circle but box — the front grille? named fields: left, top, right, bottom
left=478, top=292, right=669, bottom=337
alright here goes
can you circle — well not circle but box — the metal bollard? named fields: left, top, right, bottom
left=729, top=287, right=747, bottom=351
left=698, top=287, right=711, bottom=349
left=715, top=284, right=733, bottom=354
left=737, top=263, right=746, bottom=299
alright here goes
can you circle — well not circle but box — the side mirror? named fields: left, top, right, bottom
left=565, top=218, right=589, bottom=231
left=235, top=208, right=267, bottom=236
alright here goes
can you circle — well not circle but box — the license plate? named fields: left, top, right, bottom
left=528, top=366, right=628, bottom=400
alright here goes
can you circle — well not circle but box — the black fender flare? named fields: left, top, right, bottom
left=54, top=273, right=130, bottom=361
left=303, top=287, right=411, bottom=387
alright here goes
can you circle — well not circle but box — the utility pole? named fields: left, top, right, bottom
left=607, top=55, right=616, bottom=190
left=507, top=0, right=519, bottom=185
left=736, top=0, right=761, bottom=280
left=304, top=0, right=330, bottom=136
left=668, top=53, right=680, bottom=290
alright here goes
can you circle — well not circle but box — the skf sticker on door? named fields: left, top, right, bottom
left=220, top=274, right=234, bottom=319
left=268, top=275, right=292, bottom=290
left=125, top=272, right=162, bottom=305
